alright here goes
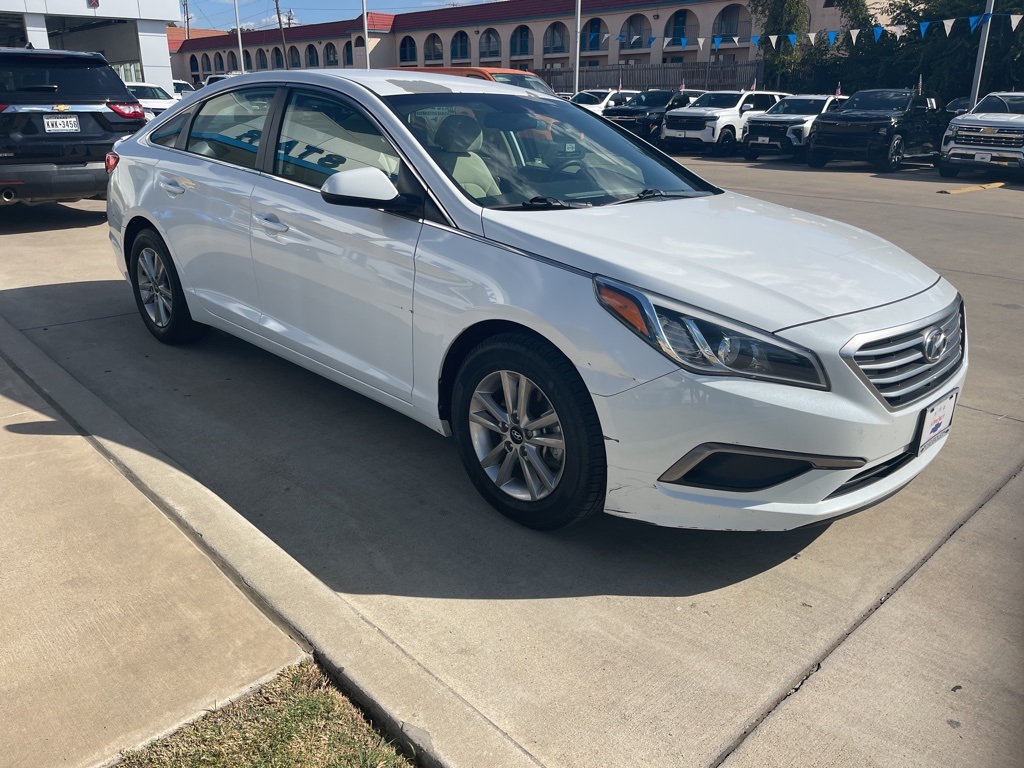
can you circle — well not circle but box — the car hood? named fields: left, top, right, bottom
left=480, top=192, right=938, bottom=332
left=953, top=112, right=1024, bottom=128
left=749, top=115, right=811, bottom=125
left=669, top=107, right=731, bottom=118
left=603, top=106, right=654, bottom=116
left=817, top=111, right=898, bottom=124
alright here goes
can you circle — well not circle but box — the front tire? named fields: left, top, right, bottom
left=712, top=127, right=736, bottom=157
left=452, top=333, right=606, bottom=530
left=806, top=149, right=828, bottom=168
left=875, top=134, right=905, bottom=173
left=129, top=229, right=208, bottom=345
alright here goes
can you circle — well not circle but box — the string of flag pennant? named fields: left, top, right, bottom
left=586, top=13, right=1022, bottom=52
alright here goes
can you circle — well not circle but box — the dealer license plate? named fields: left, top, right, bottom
left=43, top=115, right=80, bottom=133
left=974, top=152, right=992, bottom=163
left=916, top=389, right=958, bottom=456
left=755, top=136, right=770, bottom=144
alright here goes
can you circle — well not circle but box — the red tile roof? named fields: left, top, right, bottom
left=166, top=26, right=226, bottom=53
left=176, top=13, right=395, bottom=54
left=393, top=0, right=668, bottom=31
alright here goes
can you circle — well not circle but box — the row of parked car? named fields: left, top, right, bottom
left=569, top=85, right=1024, bottom=177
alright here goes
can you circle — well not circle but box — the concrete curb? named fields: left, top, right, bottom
left=0, top=312, right=542, bottom=768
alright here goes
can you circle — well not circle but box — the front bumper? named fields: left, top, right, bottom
left=661, top=124, right=716, bottom=147
left=590, top=283, right=967, bottom=530
left=941, top=144, right=1024, bottom=171
left=0, top=162, right=108, bottom=204
left=808, top=133, right=889, bottom=161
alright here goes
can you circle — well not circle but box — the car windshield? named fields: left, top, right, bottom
left=972, top=94, right=1024, bottom=114
left=174, top=82, right=195, bottom=93
left=841, top=92, right=912, bottom=112
left=386, top=92, right=717, bottom=208
left=690, top=93, right=742, bottom=109
left=624, top=91, right=673, bottom=108
left=570, top=91, right=607, bottom=106
left=490, top=73, right=554, bottom=95
left=0, top=53, right=132, bottom=102
left=129, top=85, right=172, bottom=100
left=767, top=97, right=827, bottom=115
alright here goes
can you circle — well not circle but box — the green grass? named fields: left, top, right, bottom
left=120, top=661, right=415, bottom=768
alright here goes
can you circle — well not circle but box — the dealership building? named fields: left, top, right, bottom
left=0, top=0, right=178, bottom=90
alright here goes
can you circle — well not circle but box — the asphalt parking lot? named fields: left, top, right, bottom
left=1, top=158, right=1021, bottom=768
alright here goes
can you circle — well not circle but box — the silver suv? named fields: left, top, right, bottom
left=938, top=92, right=1024, bottom=177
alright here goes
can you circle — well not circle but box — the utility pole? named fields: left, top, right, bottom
left=969, top=0, right=996, bottom=107
left=183, top=0, right=189, bottom=39
left=287, top=9, right=294, bottom=28
left=274, top=0, right=289, bottom=69
left=233, top=0, right=245, bottom=72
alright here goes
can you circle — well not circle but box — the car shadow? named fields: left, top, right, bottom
left=0, top=201, right=107, bottom=234
left=1, top=280, right=826, bottom=601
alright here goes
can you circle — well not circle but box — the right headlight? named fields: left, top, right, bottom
left=595, top=276, right=829, bottom=389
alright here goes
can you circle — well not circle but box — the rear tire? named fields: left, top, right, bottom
left=451, top=333, right=606, bottom=530
left=129, top=229, right=209, bottom=345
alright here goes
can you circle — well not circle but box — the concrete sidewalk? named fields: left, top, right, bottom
left=0, top=352, right=305, bottom=768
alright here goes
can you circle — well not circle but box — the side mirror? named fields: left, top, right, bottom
left=953, top=108, right=968, bottom=116
left=320, top=167, right=420, bottom=213
left=741, top=103, right=754, bottom=111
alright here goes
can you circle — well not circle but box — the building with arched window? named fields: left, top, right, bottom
left=170, top=0, right=848, bottom=88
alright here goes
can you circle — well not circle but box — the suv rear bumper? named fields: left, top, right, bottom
left=0, top=162, right=108, bottom=205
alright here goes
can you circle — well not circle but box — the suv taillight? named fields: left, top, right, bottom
left=108, top=102, right=145, bottom=120
left=105, top=152, right=119, bottom=173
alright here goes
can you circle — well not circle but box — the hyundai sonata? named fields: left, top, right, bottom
left=106, top=71, right=966, bottom=531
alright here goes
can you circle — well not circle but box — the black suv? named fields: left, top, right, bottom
left=603, top=89, right=704, bottom=142
left=807, top=89, right=949, bottom=172
left=0, top=48, right=145, bottom=206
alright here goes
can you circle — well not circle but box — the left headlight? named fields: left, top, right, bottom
left=595, top=276, right=829, bottom=389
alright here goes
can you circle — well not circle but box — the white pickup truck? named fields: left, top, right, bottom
left=938, top=92, right=1024, bottom=177
left=660, top=90, right=789, bottom=155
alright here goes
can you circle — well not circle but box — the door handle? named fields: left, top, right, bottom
left=253, top=214, right=289, bottom=234
left=158, top=179, right=185, bottom=195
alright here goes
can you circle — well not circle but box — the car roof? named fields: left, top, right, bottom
left=0, top=47, right=104, bottom=60
left=199, top=68, right=558, bottom=100
left=125, top=82, right=162, bottom=87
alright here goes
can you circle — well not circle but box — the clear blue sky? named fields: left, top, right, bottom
left=187, top=0, right=500, bottom=32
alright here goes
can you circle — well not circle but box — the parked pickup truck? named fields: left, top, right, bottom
left=661, top=90, right=788, bottom=155
left=806, top=89, right=949, bottom=172
left=742, top=94, right=847, bottom=160
left=938, top=92, right=1024, bottom=177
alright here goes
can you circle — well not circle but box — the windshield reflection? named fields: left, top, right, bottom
left=385, top=92, right=718, bottom=209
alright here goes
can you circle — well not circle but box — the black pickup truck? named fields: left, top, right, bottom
left=806, top=89, right=950, bottom=172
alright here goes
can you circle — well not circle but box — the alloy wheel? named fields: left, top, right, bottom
left=467, top=370, right=565, bottom=502
left=136, top=246, right=173, bottom=328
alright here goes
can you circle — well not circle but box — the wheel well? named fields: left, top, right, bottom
left=122, top=216, right=157, bottom=271
left=437, top=320, right=558, bottom=425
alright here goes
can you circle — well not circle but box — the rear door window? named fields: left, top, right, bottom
left=150, top=110, right=192, bottom=148
left=186, top=88, right=276, bottom=169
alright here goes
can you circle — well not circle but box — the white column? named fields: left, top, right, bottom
left=23, top=13, right=50, bottom=49
left=137, top=19, right=174, bottom=93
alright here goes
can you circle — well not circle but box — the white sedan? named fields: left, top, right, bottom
left=105, top=70, right=966, bottom=531
left=125, top=82, right=177, bottom=119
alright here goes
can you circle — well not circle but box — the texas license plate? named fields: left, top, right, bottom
left=917, top=389, right=958, bottom=456
left=974, top=152, right=991, bottom=163
left=43, top=115, right=80, bottom=133
left=755, top=136, right=770, bottom=144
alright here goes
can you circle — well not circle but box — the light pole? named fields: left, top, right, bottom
left=573, top=0, right=581, bottom=95
left=969, top=0, right=996, bottom=107
left=363, top=0, right=371, bottom=70
left=233, top=0, right=245, bottom=72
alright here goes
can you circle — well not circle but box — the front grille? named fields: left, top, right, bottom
left=817, top=133, right=867, bottom=148
left=845, top=299, right=965, bottom=409
left=608, top=116, right=639, bottom=128
left=747, top=123, right=788, bottom=140
left=954, top=129, right=1024, bottom=148
left=665, top=116, right=706, bottom=131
